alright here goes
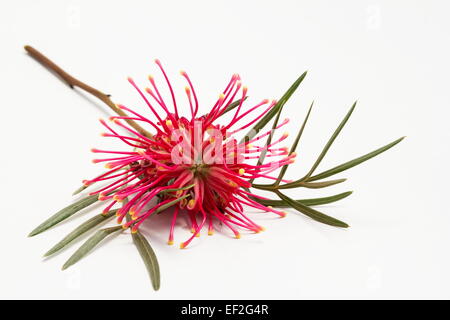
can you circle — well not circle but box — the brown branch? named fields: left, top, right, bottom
left=24, top=45, right=152, bottom=138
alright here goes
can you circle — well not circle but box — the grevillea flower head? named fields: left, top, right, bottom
left=26, top=45, right=403, bottom=290
left=86, top=61, right=294, bottom=248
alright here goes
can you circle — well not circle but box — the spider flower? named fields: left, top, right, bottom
left=26, top=45, right=403, bottom=290
left=85, top=62, right=293, bottom=248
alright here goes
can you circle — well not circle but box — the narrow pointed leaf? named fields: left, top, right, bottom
left=62, top=226, right=123, bottom=270
left=308, top=136, right=405, bottom=182
left=248, top=98, right=285, bottom=184
left=221, top=97, right=247, bottom=115
left=44, top=209, right=117, bottom=257
left=153, top=194, right=189, bottom=215
left=72, top=185, right=88, bottom=196
left=125, top=205, right=161, bottom=291
left=278, top=178, right=346, bottom=189
left=275, top=101, right=313, bottom=185
left=256, top=191, right=353, bottom=207
left=242, top=71, right=307, bottom=142
left=131, top=230, right=160, bottom=291
left=29, top=194, right=99, bottom=237
left=301, top=101, right=357, bottom=181
left=275, top=190, right=349, bottom=228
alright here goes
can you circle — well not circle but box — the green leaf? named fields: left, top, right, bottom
left=72, top=185, right=88, bottom=196
left=62, top=225, right=123, bottom=270
left=275, top=190, right=349, bottom=228
left=256, top=191, right=353, bottom=207
left=248, top=96, right=285, bottom=184
left=221, top=97, right=247, bottom=115
left=308, top=136, right=405, bottom=182
left=277, top=178, right=346, bottom=189
left=28, top=194, right=100, bottom=237
left=125, top=202, right=161, bottom=291
left=131, top=230, right=160, bottom=291
left=153, top=194, right=189, bottom=214
left=44, top=209, right=117, bottom=257
left=242, top=71, right=307, bottom=142
left=122, top=195, right=188, bottom=291
left=300, top=101, right=357, bottom=181
left=275, top=101, right=314, bottom=185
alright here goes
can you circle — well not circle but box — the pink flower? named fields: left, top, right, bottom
left=84, top=60, right=294, bottom=248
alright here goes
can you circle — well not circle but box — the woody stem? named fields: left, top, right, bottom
left=24, top=45, right=152, bottom=138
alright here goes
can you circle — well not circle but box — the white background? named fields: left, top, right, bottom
left=0, top=0, right=449, bottom=299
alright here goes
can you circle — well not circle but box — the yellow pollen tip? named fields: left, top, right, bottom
left=283, top=132, right=289, bottom=138
left=187, top=199, right=196, bottom=209
left=131, top=229, right=138, bottom=234
left=179, top=242, right=186, bottom=249
left=235, top=233, right=241, bottom=239
left=195, top=233, right=200, bottom=238
left=148, top=75, right=154, bottom=81
left=105, top=163, right=112, bottom=169
left=208, top=230, right=214, bottom=236
left=259, top=226, right=266, bottom=232
left=167, top=240, right=174, bottom=245
left=238, top=168, right=245, bottom=175
left=281, top=211, right=288, bottom=218
left=228, top=181, right=237, bottom=188
left=219, top=93, right=225, bottom=100
left=122, top=224, right=128, bottom=230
